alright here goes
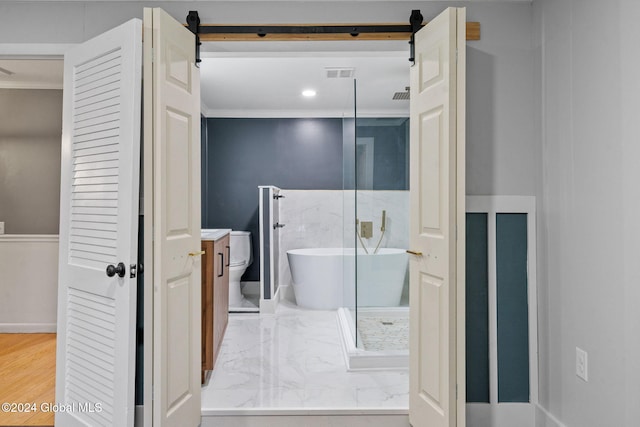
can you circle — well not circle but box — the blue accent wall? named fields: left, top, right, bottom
left=496, top=213, right=530, bottom=402
left=204, top=118, right=343, bottom=281
left=465, top=213, right=490, bottom=403
left=203, top=117, right=409, bottom=282
left=356, top=118, right=409, bottom=190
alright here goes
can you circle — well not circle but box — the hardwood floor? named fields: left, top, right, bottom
left=0, top=334, right=56, bottom=426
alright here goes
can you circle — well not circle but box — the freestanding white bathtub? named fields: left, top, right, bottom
left=287, top=248, right=408, bottom=310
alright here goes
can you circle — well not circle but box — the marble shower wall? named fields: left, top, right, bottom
left=278, top=189, right=410, bottom=302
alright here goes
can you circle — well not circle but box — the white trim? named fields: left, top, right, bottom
left=0, top=234, right=59, bottom=243
left=203, top=108, right=409, bottom=119
left=135, top=404, right=144, bottom=426
left=202, top=408, right=408, bottom=417
left=0, top=43, right=72, bottom=58
left=259, top=285, right=281, bottom=314
left=487, top=210, right=498, bottom=404
left=201, top=414, right=409, bottom=427
left=0, top=323, right=57, bottom=333
left=258, top=185, right=283, bottom=314
left=259, top=187, right=265, bottom=307
left=201, top=50, right=408, bottom=60
left=466, top=196, right=539, bottom=408
left=466, top=195, right=535, bottom=214
left=268, top=189, right=275, bottom=298
left=466, top=403, right=534, bottom=427
left=337, top=307, right=409, bottom=371
left=0, top=82, right=62, bottom=90
left=534, top=404, right=567, bottom=427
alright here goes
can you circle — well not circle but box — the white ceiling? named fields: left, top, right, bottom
left=0, top=60, right=63, bottom=90
left=200, top=51, right=410, bottom=118
left=0, top=51, right=411, bottom=118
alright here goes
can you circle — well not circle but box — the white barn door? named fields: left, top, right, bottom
left=55, top=19, right=142, bottom=427
left=143, top=8, right=202, bottom=427
left=409, top=7, right=466, bottom=427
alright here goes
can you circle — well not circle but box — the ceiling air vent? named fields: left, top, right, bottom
left=325, top=67, right=355, bottom=79
left=392, top=87, right=410, bottom=100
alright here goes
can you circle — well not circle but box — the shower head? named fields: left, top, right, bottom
left=381, top=210, right=386, bottom=232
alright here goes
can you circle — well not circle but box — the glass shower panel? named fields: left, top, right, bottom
left=342, top=80, right=357, bottom=346
left=354, top=117, right=410, bottom=351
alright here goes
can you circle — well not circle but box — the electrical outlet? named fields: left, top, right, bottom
left=576, top=347, right=588, bottom=382
left=0, top=222, right=4, bottom=234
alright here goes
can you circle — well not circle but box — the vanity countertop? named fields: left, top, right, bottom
left=201, top=229, right=231, bottom=241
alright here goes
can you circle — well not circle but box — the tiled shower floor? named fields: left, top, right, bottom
left=357, top=315, right=409, bottom=352
left=201, top=301, right=408, bottom=415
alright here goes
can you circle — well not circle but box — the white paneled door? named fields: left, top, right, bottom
left=143, top=8, right=202, bottom=427
left=55, top=19, right=142, bottom=427
left=409, top=7, right=466, bottom=427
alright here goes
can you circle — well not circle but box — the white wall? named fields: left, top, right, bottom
left=0, top=235, right=59, bottom=331
left=0, top=1, right=539, bottom=198
left=0, top=89, right=62, bottom=234
left=536, top=0, right=640, bottom=425
left=0, top=0, right=551, bottom=418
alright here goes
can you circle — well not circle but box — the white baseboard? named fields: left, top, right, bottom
left=260, top=286, right=282, bottom=314
left=535, top=403, right=567, bottom=427
left=466, top=403, right=534, bottom=427
left=135, top=404, right=144, bottom=426
left=0, top=323, right=56, bottom=333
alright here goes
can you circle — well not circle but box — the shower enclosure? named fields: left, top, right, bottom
left=339, top=78, right=411, bottom=370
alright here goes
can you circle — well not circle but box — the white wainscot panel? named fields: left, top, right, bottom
left=0, top=235, right=59, bottom=332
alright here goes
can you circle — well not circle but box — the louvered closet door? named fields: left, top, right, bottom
left=55, top=19, right=141, bottom=427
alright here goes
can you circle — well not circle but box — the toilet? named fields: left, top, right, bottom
left=228, top=230, right=253, bottom=307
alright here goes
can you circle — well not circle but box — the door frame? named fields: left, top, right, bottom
left=1, top=9, right=472, bottom=424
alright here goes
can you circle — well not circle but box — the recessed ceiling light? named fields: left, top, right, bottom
left=302, top=89, right=316, bottom=97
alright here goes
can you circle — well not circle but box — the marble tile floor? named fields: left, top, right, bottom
left=201, top=301, right=409, bottom=415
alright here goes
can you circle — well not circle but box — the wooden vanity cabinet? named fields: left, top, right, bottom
left=201, top=233, right=230, bottom=383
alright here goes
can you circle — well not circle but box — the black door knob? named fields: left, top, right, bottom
left=106, top=262, right=126, bottom=278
